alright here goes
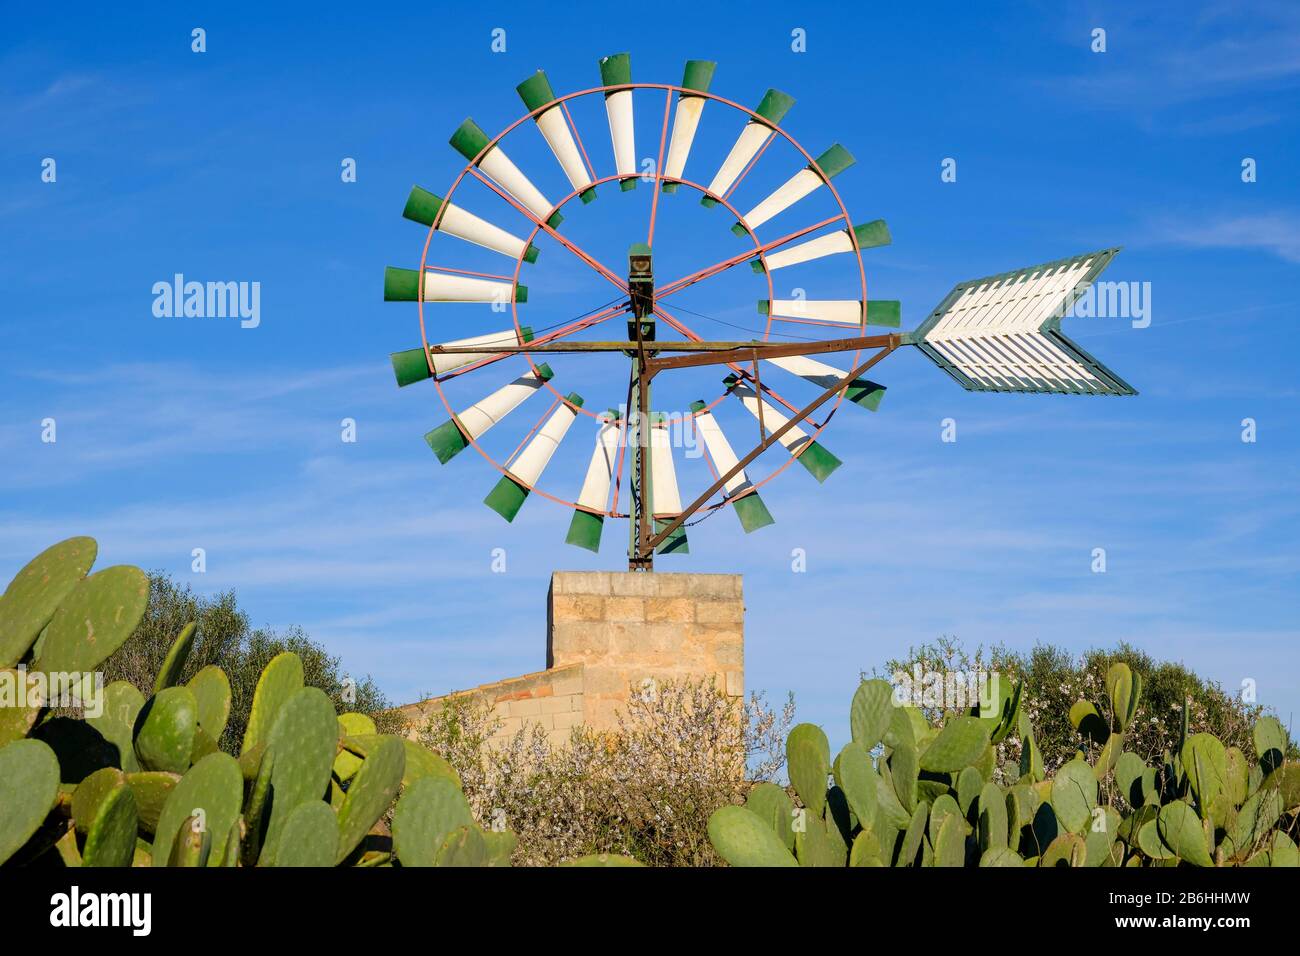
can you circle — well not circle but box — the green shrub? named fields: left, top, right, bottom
left=97, top=572, right=402, bottom=752
left=879, top=636, right=1279, bottom=781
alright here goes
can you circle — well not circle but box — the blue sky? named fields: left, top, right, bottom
left=3, top=1, right=1297, bottom=747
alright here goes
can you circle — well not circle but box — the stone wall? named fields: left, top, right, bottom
left=399, top=571, right=744, bottom=745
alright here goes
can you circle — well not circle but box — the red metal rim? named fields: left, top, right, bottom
left=415, top=81, right=870, bottom=520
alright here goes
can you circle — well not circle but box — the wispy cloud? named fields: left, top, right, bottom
left=1148, top=212, right=1300, bottom=264
left=1048, top=2, right=1300, bottom=127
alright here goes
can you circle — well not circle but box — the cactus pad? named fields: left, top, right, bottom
left=335, top=734, right=405, bottom=864
left=0, top=739, right=61, bottom=864
left=274, top=801, right=340, bottom=867
left=0, top=536, right=97, bottom=668
left=706, top=805, right=798, bottom=867
left=240, top=651, right=304, bottom=757
left=154, top=621, right=197, bottom=692
left=392, top=775, right=476, bottom=867
left=133, top=686, right=198, bottom=774
left=918, top=716, right=990, bottom=773
left=257, top=686, right=337, bottom=865
left=152, top=751, right=243, bottom=867
left=35, top=565, right=148, bottom=674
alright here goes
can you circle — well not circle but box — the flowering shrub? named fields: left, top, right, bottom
left=418, top=679, right=794, bottom=865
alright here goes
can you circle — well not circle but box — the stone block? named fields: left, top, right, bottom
left=552, top=710, right=580, bottom=730
left=604, top=596, right=645, bottom=622
left=551, top=593, right=605, bottom=622
left=510, top=698, right=542, bottom=717
left=696, top=600, right=744, bottom=625
left=540, top=695, right=573, bottom=715
left=609, top=573, right=658, bottom=597
left=643, top=597, right=694, bottom=624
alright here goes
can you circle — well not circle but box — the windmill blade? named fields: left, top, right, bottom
left=905, top=248, right=1137, bottom=395
left=649, top=415, right=688, bottom=555
left=565, top=412, right=622, bottom=553
left=424, top=364, right=554, bottom=464
left=731, top=144, right=855, bottom=234
left=599, top=53, right=637, bottom=190
left=390, top=327, right=534, bottom=387
left=753, top=220, right=890, bottom=273
left=661, top=60, right=716, bottom=194
left=450, top=118, right=563, bottom=228
left=765, top=355, right=886, bottom=410
left=517, top=71, right=597, bottom=205
left=403, top=186, right=540, bottom=263
left=485, top=392, right=585, bottom=522
left=759, top=298, right=900, bottom=328
left=689, top=401, right=774, bottom=533
left=724, top=378, right=841, bottom=483
left=702, top=89, right=794, bottom=208
left=384, top=267, right=526, bottom=305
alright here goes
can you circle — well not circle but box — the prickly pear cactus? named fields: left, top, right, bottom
left=707, top=659, right=1296, bottom=868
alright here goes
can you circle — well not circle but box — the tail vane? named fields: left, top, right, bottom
left=907, top=249, right=1137, bottom=396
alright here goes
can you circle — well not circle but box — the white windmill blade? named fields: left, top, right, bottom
left=402, top=186, right=540, bottom=263
left=517, top=70, right=598, bottom=205
left=904, top=248, right=1137, bottom=395
left=689, top=400, right=774, bottom=533
left=450, top=118, right=563, bottom=228
left=565, top=412, right=622, bottom=552
left=765, top=355, right=887, bottom=411
left=661, top=60, right=716, bottom=194
left=390, top=327, right=535, bottom=387
left=758, top=298, right=901, bottom=328
left=731, top=144, right=855, bottom=234
left=424, top=364, right=554, bottom=464
left=724, top=377, right=841, bottom=483
left=702, top=88, right=794, bottom=207
left=485, top=392, right=585, bottom=522
left=599, top=53, right=637, bottom=190
left=754, top=220, right=891, bottom=273
left=649, top=414, right=688, bottom=555
left=383, top=267, right=526, bottom=306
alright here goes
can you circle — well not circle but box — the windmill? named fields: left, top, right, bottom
left=386, top=55, right=1136, bottom=571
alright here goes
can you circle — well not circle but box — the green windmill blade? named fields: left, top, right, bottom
left=701, top=88, right=795, bottom=207
left=390, top=327, right=534, bottom=387
left=384, top=266, right=527, bottom=305
left=722, top=377, right=841, bottom=483
left=758, top=298, right=900, bottom=328
left=402, top=186, right=541, bottom=263
left=450, top=118, right=563, bottom=229
left=424, top=365, right=554, bottom=464
left=517, top=70, right=597, bottom=205
left=661, top=60, right=717, bottom=194
left=565, top=412, right=622, bottom=553
left=599, top=53, right=638, bottom=191
left=904, top=248, right=1137, bottom=395
left=764, top=356, right=887, bottom=411
left=730, top=143, right=855, bottom=235
left=689, top=401, right=774, bottom=534
left=648, top=413, right=688, bottom=555
left=486, top=393, right=585, bottom=522
left=752, top=219, right=891, bottom=273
